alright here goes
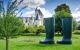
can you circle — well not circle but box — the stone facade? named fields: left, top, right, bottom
left=20, top=8, right=44, bottom=26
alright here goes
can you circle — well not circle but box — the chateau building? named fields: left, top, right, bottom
left=20, top=8, right=44, bottom=26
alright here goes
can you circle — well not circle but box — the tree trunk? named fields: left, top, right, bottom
left=6, top=35, right=9, bottom=50
left=57, top=31, right=59, bottom=35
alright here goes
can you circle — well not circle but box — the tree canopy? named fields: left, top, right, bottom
left=54, top=4, right=71, bottom=35
left=0, top=0, right=26, bottom=50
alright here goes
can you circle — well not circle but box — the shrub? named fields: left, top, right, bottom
left=73, top=30, right=80, bottom=34
left=23, top=26, right=36, bottom=33
left=23, top=25, right=45, bottom=36
left=36, top=26, right=45, bottom=35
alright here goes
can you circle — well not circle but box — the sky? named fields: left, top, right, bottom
left=3, top=0, right=80, bottom=21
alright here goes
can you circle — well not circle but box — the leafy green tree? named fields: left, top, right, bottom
left=55, top=4, right=71, bottom=35
left=55, top=4, right=71, bottom=13
left=55, top=15, right=62, bottom=35
left=0, top=0, right=26, bottom=50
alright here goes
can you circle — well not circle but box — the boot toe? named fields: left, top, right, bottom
left=40, top=40, right=54, bottom=44
left=57, top=40, right=72, bottom=44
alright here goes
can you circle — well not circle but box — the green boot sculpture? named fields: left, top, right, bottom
left=40, top=17, right=55, bottom=44
left=57, top=17, right=72, bottom=44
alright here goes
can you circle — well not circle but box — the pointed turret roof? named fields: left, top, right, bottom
left=35, top=7, right=43, bottom=20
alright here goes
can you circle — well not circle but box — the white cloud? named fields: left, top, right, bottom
left=12, top=0, right=45, bottom=8
left=21, top=7, right=53, bottom=18
left=72, top=12, right=80, bottom=18
left=75, top=8, right=80, bottom=11
left=37, top=7, right=53, bottom=18
left=23, top=0, right=45, bottom=8
left=12, top=0, right=48, bottom=17
left=72, top=8, right=80, bottom=21
left=21, top=11, right=35, bottom=17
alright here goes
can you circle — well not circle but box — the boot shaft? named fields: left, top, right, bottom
left=44, top=17, right=55, bottom=39
left=62, top=17, right=72, bottom=40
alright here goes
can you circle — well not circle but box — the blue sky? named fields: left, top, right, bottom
left=43, top=0, right=80, bottom=13
left=3, top=0, right=80, bottom=20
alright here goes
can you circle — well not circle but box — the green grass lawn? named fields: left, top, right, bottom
left=0, top=34, right=80, bottom=50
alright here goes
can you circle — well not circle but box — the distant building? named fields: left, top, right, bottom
left=20, top=8, right=44, bottom=26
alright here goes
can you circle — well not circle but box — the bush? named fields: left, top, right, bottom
left=73, top=30, right=80, bottom=34
left=23, top=25, right=45, bottom=36
left=76, top=23, right=80, bottom=30
left=23, top=26, right=37, bottom=33
left=36, top=26, right=45, bottom=35
left=72, top=18, right=78, bottom=31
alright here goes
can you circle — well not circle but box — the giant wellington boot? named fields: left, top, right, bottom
left=40, top=17, right=55, bottom=44
left=57, top=17, right=72, bottom=44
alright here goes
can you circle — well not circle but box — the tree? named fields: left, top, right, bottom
left=0, top=0, right=26, bottom=50
left=55, top=15, right=62, bottom=35
left=72, top=18, right=78, bottom=31
left=76, top=23, right=80, bottom=30
left=54, top=4, right=71, bottom=35
left=55, top=4, right=71, bottom=13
